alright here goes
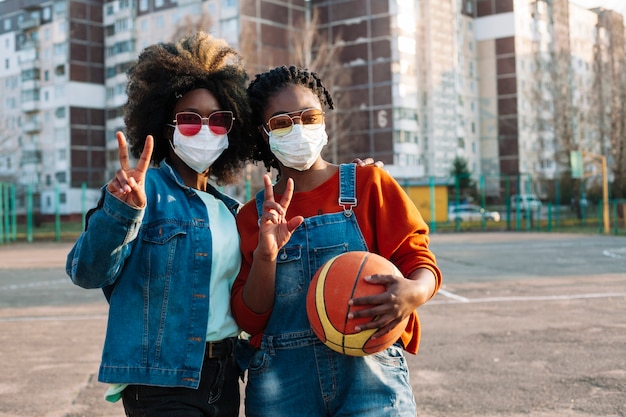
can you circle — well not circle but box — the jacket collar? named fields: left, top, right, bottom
left=160, top=159, right=242, bottom=216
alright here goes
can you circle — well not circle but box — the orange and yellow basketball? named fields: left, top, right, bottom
left=306, top=251, right=409, bottom=356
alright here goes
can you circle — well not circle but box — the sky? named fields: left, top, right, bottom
left=0, top=0, right=624, bottom=14
left=570, top=0, right=626, bottom=15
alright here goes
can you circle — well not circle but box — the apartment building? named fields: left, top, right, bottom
left=0, top=0, right=106, bottom=216
left=0, top=0, right=623, bottom=215
left=474, top=0, right=623, bottom=197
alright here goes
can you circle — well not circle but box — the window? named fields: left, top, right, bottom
left=54, top=0, right=66, bottom=15
left=115, top=18, right=130, bottom=32
left=56, top=20, right=66, bottom=35
left=21, top=68, right=39, bottom=82
left=54, top=85, right=64, bottom=99
left=4, top=18, right=11, bottom=31
left=53, top=42, right=67, bottom=57
left=21, top=89, right=40, bottom=102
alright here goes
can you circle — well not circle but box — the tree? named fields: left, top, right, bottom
left=449, top=156, right=475, bottom=203
left=595, top=10, right=626, bottom=199
left=526, top=0, right=576, bottom=199
left=239, top=6, right=358, bottom=166
left=169, top=12, right=213, bottom=42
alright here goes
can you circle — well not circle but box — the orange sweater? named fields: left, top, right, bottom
left=231, top=165, right=442, bottom=354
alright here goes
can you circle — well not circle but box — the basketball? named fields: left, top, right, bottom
left=306, top=251, right=409, bottom=356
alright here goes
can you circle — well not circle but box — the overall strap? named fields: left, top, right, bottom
left=338, top=164, right=357, bottom=217
left=255, top=189, right=265, bottom=225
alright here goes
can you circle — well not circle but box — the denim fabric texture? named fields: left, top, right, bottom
left=121, top=354, right=241, bottom=417
left=242, top=164, right=417, bottom=416
left=67, top=160, right=241, bottom=388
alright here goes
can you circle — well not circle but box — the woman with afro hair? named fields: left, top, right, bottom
left=67, top=32, right=253, bottom=417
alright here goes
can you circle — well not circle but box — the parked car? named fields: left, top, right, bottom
left=449, top=204, right=501, bottom=222
left=510, top=194, right=542, bottom=212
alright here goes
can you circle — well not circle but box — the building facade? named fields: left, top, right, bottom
left=0, top=0, right=624, bottom=216
left=0, top=0, right=106, bottom=216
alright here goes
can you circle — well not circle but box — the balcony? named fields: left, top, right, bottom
left=21, top=79, right=40, bottom=91
left=18, top=16, right=42, bottom=30
left=21, top=99, right=40, bottom=112
left=22, top=120, right=42, bottom=133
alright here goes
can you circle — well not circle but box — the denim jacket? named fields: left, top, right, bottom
left=66, top=160, right=241, bottom=388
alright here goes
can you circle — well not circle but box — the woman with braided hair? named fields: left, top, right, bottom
left=231, top=65, right=442, bottom=416
left=66, top=32, right=252, bottom=417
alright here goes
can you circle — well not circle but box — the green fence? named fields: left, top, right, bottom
left=1, top=175, right=624, bottom=245
left=0, top=182, right=87, bottom=244
left=432, top=174, right=624, bottom=235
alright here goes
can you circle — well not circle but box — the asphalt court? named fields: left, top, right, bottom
left=0, top=232, right=624, bottom=416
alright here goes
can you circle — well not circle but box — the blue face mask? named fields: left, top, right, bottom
left=170, top=125, right=228, bottom=173
left=269, top=124, right=328, bottom=171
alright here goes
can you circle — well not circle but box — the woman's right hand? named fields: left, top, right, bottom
left=106, top=131, right=154, bottom=209
left=256, top=174, right=304, bottom=261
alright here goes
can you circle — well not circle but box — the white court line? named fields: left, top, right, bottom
left=432, top=290, right=626, bottom=305
left=0, top=279, right=67, bottom=291
left=437, top=289, right=469, bottom=303
left=0, top=314, right=107, bottom=322
left=603, top=248, right=626, bottom=259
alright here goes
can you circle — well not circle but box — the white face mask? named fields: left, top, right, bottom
left=269, top=124, right=328, bottom=171
left=171, top=125, right=229, bottom=173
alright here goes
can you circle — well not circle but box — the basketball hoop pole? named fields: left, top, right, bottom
left=582, top=151, right=609, bottom=235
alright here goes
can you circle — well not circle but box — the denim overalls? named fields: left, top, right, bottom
left=243, top=164, right=416, bottom=417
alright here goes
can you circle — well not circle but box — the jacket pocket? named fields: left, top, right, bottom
left=141, top=223, right=187, bottom=279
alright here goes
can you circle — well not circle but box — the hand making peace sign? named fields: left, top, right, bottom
left=256, top=174, right=304, bottom=260
left=106, top=131, right=154, bottom=209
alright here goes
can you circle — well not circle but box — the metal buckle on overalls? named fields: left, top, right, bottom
left=338, top=197, right=357, bottom=217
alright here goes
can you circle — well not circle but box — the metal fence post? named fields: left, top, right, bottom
left=0, top=182, right=4, bottom=245
left=429, top=176, right=436, bottom=233
left=27, top=184, right=33, bottom=243
left=55, top=184, right=61, bottom=241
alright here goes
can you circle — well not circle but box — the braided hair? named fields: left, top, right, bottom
left=247, top=65, right=334, bottom=171
left=123, top=32, right=253, bottom=184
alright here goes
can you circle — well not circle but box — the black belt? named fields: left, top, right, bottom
left=205, top=337, right=236, bottom=359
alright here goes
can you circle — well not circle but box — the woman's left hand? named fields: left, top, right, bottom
left=353, top=158, right=384, bottom=168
